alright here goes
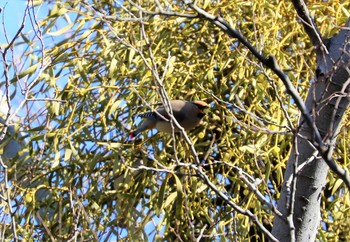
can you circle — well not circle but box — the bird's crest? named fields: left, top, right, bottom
left=193, top=101, right=209, bottom=109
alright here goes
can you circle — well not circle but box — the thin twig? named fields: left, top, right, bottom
left=185, top=1, right=350, bottom=190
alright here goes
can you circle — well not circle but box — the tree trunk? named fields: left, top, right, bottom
left=272, top=19, right=350, bottom=241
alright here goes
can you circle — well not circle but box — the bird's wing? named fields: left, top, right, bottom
left=172, top=109, right=186, bottom=123
left=138, top=112, right=157, bottom=119
left=138, top=109, right=170, bottom=121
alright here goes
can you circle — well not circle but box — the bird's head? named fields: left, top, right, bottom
left=192, top=101, right=209, bottom=118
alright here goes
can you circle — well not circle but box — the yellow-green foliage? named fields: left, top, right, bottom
left=1, top=0, right=349, bottom=240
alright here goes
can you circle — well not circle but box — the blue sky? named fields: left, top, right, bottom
left=0, top=0, right=28, bottom=44
left=0, top=1, right=27, bottom=113
left=0, top=0, right=53, bottom=118
left=0, top=1, right=160, bottom=240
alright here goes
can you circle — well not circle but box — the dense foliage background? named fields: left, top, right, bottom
left=1, top=0, right=350, bottom=240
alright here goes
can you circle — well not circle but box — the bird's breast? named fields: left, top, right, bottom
left=155, top=120, right=180, bottom=133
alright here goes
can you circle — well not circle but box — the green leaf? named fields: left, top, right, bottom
left=173, top=174, right=183, bottom=218
left=163, top=191, right=177, bottom=209
left=17, top=63, right=40, bottom=79
left=110, top=142, right=122, bottom=148
left=332, top=179, right=343, bottom=194
left=47, top=23, right=74, bottom=36
left=128, top=49, right=136, bottom=65
left=157, top=173, right=169, bottom=213
left=109, top=99, right=122, bottom=118
left=52, top=151, right=60, bottom=168
left=109, top=58, right=118, bottom=78
left=64, top=148, right=72, bottom=161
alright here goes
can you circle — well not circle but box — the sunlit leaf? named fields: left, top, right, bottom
left=47, top=23, right=74, bottom=36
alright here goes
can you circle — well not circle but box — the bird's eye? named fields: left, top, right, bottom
left=198, top=112, right=206, bottom=118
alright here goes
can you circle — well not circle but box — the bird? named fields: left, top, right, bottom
left=129, top=100, right=209, bottom=138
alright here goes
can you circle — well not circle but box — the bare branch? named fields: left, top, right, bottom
left=191, top=163, right=278, bottom=241
left=197, top=84, right=292, bottom=133
left=291, top=0, right=326, bottom=51
left=237, top=170, right=283, bottom=218
left=0, top=156, right=17, bottom=240
left=286, top=136, right=299, bottom=242
left=116, top=4, right=279, bottom=239
left=185, top=1, right=350, bottom=190
left=35, top=211, right=56, bottom=242
left=186, top=2, right=321, bottom=140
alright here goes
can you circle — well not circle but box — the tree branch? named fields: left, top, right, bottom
left=186, top=2, right=321, bottom=140
left=186, top=1, right=350, bottom=190
left=291, top=0, right=326, bottom=51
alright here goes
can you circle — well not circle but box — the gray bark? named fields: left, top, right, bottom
left=272, top=19, right=350, bottom=241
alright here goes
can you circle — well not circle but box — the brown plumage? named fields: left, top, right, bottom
left=130, top=100, right=209, bottom=138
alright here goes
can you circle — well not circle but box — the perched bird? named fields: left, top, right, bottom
left=130, top=100, right=209, bottom=138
